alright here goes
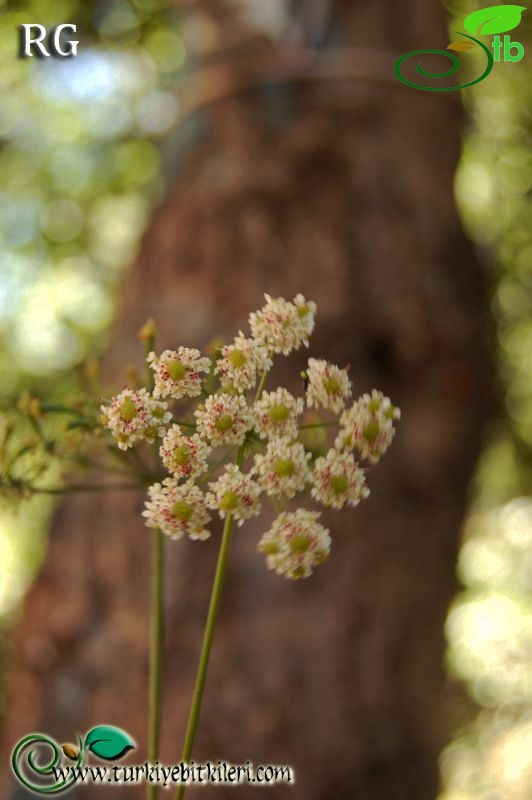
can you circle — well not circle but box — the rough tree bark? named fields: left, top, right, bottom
left=2, top=2, right=492, bottom=799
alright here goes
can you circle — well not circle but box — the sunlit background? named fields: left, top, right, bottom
left=0, top=1, right=531, bottom=797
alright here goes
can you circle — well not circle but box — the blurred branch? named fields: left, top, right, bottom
left=176, top=45, right=457, bottom=123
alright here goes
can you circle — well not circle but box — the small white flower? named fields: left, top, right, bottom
left=253, top=439, right=311, bottom=498
left=312, top=448, right=369, bottom=509
left=305, top=358, right=351, bottom=414
left=195, top=393, right=253, bottom=446
left=249, top=293, right=316, bottom=355
left=335, top=390, right=400, bottom=463
left=142, top=478, right=211, bottom=540
left=206, top=464, right=261, bottom=526
left=160, top=426, right=211, bottom=481
left=148, top=348, right=210, bottom=400
left=253, top=388, right=304, bottom=442
left=292, top=293, right=317, bottom=346
left=215, top=332, right=272, bottom=392
left=101, top=388, right=171, bottom=450
left=258, top=509, right=331, bottom=579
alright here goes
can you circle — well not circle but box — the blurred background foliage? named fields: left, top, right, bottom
left=0, top=0, right=530, bottom=797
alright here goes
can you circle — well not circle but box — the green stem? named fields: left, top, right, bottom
left=253, top=369, right=269, bottom=403
left=175, top=448, right=244, bottom=800
left=21, top=481, right=142, bottom=494
left=199, top=446, right=236, bottom=485
left=144, top=329, right=164, bottom=800
left=40, top=403, right=87, bottom=416
left=28, top=415, right=49, bottom=447
left=148, top=529, right=164, bottom=800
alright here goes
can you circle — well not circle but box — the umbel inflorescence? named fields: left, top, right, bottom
left=101, top=294, right=400, bottom=580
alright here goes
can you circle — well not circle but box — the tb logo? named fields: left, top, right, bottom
left=18, top=24, right=79, bottom=58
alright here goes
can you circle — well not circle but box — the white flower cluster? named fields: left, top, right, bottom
left=148, top=348, right=210, bottom=400
left=335, top=390, right=401, bottom=463
left=160, top=427, right=211, bottom=481
left=253, top=439, right=311, bottom=499
left=101, top=295, right=399, bottom=578
left=253, top=388, right=303, bottom=442
left=142, top=478, right=211, bottom=541
left=258, top=509, right=331, bottom=580
left=100, top=388, right=171, bottom=450
left=206, top=464, right=261, bottom=527
left=215, top=333, right=272, bottom=392
left=249, top=293, right=316, bottom=355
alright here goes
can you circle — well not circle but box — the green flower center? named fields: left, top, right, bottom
left=262, top=541, right=280, bottom=555
left=330, top=474, right=348, bottom=494
left=174, top=446, right=190, bottom=466
left=273, top=459, right=295, bottom=477
left=297, top=304, right=309, bottom=318
left=153, top=406, right=166, bottom=420
left=289, top=534, right=310, bottom=553
left=119, top=398, right=137, bottom=421
left=167, top=359, right=187, bottom=381
left=323, top=377, right=341, bottom=395
left=220, top=491, right=239, bottom=512
left=363, top=421, right=380, bottom=442
left=143, top=426, right=158, bottom=439
left=215, top=414, right=233, bottom=433
left=268, top=404, right=289, bottom=423
left=369, top=397, right=381, bottom=413
left=228, top=349, right=247, bottom=368
left=172, top=501, right=193, bottom=521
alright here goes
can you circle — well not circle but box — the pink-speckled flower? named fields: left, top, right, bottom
left=312, top=448, right=369, bottom=510
left=215, top=332, right=272, bottom=392
left=195, top=393, right=253, bottom=447
left=206, top=464, right=261, bottom=526
left=253, top=438, right=311, bottom=498
left=142, top=479, right=211, bottom=540
left=253, top=387, right=304, bottom=442
left=148, top=348, right=210, bottom=400
left=159, top=426, right=211, bottom=481
left=293, top=293, right=317, bottom=344
left=101, top=388, right=171, bottom=450
left=258, top=509, right=331, bottom=579
left=335, top=390, right=400, bottom=463
left=305, top=358, right=351, bottom=414
left=249, top=293, right=316, bottom=355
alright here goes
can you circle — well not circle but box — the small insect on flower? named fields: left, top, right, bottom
left=206, top=464, right=262, bottom=526
left=258, top=509, right=331, bottom=579
left=253, top=387, right=304, bottom=442
left=143, top=478, right=211, bottom=540
left=249, top=294, right=316, bottom=355
left=100, top=388, right=171, bottom=450
left=312, top=448, right=369, bottom=510
left=160, top=427, right=211, bottom=481
left=215, top=332, right=272, bottom=393
left=305, top=358, right=351, bottom=414
left=253, top=438, right=311, bottom=498
left=335, top=390, right=400, bottom=463
left=148, top=348, right=210, bottom=400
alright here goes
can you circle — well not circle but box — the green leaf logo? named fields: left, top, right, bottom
left=84, top=726, right=135, bottom=761
left=464, top=5, right=526, bottom=36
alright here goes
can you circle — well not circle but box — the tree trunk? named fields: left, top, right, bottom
left=2, top=2, right=492, bottom=799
